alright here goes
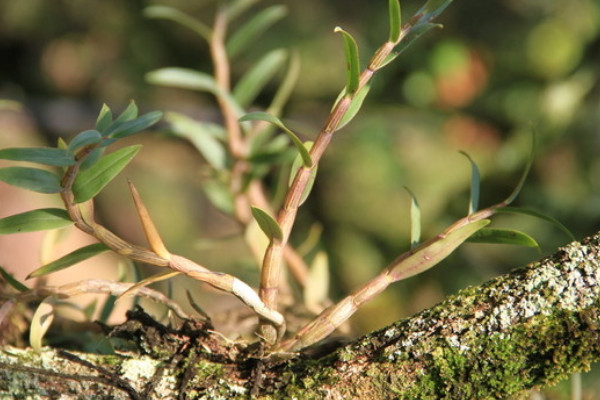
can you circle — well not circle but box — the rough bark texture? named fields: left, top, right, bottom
left=1, top=231, right=600, bottom=399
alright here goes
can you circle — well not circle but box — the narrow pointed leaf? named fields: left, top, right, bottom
left=334, top=27, right=360, bottom=94
left=73, top=145, right=142, bottom=203
left=146, top=68, right=219, bottom=92
left=395, top=22, right=441, bottom=56
left=304, top=251, right=330, bottom=313
left=288, top=141, right=317, bottom=206
left=96, top=104, right=113, bottom=133
left=0, top=265, right=28, bottom=292
left=67, top=130, right=102, bottom=154
left=336, top=84, right=371, bottom=130
left=28, top=243, right=110, bottom=278
left=240, top=112, right=312, bottom=167
left=144, top=6, right=211, bottom=40
left=404, top=187, right=421, bottom=248
left=267, top=50, right=301, bottom=116
left=251, top=206, right=283, bottom=241
left=0, top=147, right=75, bottom=167
left=202, top=180, right=234, bottom=215
left=460, top=151, right=480, bottom=214
left=504, top=132, right=535, bottom=206
left=0, top=167, right=62, bottom=194
left=128, top=181, right=170, bottom=259
left=0, top=208, right=72, bottom=234
left=119, top=271, right=181, bottom=299
left=467, top=228, right=539, bottom=247
left=414, top=0, right=453, bottom=24
left=80, top=147, right=105, bottom=170
left=390, top=219, right=490, bottom=281
left=106, top=111, right=163, bottom=139
left=495, top=207, right=576, bottom=241
left=165, top=112, right=227, bottom=170
left=114, top=100, right=138, bottom=124
left=233, top=49, right=288, bottom=108
left=30, top=297, right=55, bottom=353
left=227, top=5, right=287, bottom=58
left=225, top=0, right=260, bottom=21
left=388, top=0, right=402, bottom=43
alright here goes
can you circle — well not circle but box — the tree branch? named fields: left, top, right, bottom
left=2, top=231, right=600, bottom=399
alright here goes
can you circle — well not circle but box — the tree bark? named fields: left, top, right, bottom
left=1, top=231, right=600, bottom=399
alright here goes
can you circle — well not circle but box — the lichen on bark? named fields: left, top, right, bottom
left=1, top=232, right=600, bottom=399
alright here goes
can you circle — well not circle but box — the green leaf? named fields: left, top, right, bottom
left=233, top=49, right=287, bottom=108
left=239, top=112, right=312, bottom=167
left=80, top=147, right=105, bottom=170
left=404, top=187, right=421, bottom=248
left=147, top=68, right=246, bottom=118
left=68, top=130, right=102, bottom=154
left=251, top=206, right=283, bottom=241
left=165, top=112, right=227, bottom=170
left=395, top=22, right=441, bottom=56
left=0, top=167, right=62, bottom=194
left=73, top=145, right=142, bottom=203
left=414, top=0, right=453, bottom=24
left=227, top=5, right=287, bottom=58
left=460, top=151, right=480, bottom=214
left=495, top=207, right=576, bottom=241
left=288, top=141, right=317, bottom=206
left=0, top=208, right=72, bottom=234
left=114, top=100, right=138, bottom=124
left=202, top=180, right=234, bottom=215
left=28, top=243, right=110, bottom=278
left=334, top=27, right=360, bottom=94
left=467, top=228, right=539, bottom=247
left=225, top=0, right=260, bottom=21
left=504, top=131, right=535, bottom=206
left=0, top=147, right=75, bottom=167
left=390, top=219, right=490, bottom=281
left=144, top=6, right=211, bottom=41
left=106, top=111, right=163, bottom=139
left=0, top=265, right=28, bottom=292
left=96, top=104, right=113, bottom=133
left=388, top=0, right=402, bottom=43
left=267, top=50, right=301, bottom=117
left=336, top=84, right=371, bottom=130
left=30, top=296, right=55, bottom=353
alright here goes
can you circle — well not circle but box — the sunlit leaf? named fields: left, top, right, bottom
left=96, top=104, right=113, bottom=133
left=0, top=265, right=28, bottom=292
left=227, top=5, right=287, bottom=58
left=28, top=243, right=110, bottom=278
left=304, top=251, right=330, bottom=314
left=467, top=228, right=539, bottom=247
left=495, top=207, right=575, bottom=241
left=0, top=147, right=75, bottom=167
left=460, top=151, right=480, bottom=214
left=106, top=111, right=163, bottom=139
left=73, top=145, right=142, bottom=203
left=144, top=6, right=211, bottom=40
left=0, top=208, right=72, bottom=234
left=165, top=112, right=227, bottom=170
left=240, top=112, right=312, bottom=167
left=388, top=0, right=402, bottom=43
left=251, top=206, right=283, bottom=241
left=395, top=22, right=441, bottom=56
left=30, top=297, right=55, bottom=353
left=390, top=219, right=490, bottom=281
left=404, top=187, right=421, bottom=248
left=147, top=68, right=219, bottom=92
left=334, top=27, right=360, bottom=94
left=233, top=49, right=288, bottom=108
left=0, top=167, right=62, bottom=194
left=67, top=130, right=102, bottom=154
left=336, top=84, right=371, bottom=130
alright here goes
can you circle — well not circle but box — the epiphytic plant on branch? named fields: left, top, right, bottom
left=0, top=0, right=570, bottom=356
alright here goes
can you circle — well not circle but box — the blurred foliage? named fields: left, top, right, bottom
left=1, top=0, right=600, bottom=377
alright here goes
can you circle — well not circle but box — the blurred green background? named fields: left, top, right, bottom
left=1, top=0, right=600, bottom=397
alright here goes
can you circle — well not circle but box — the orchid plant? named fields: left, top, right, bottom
left=0, top=0, right=570, bottom=356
